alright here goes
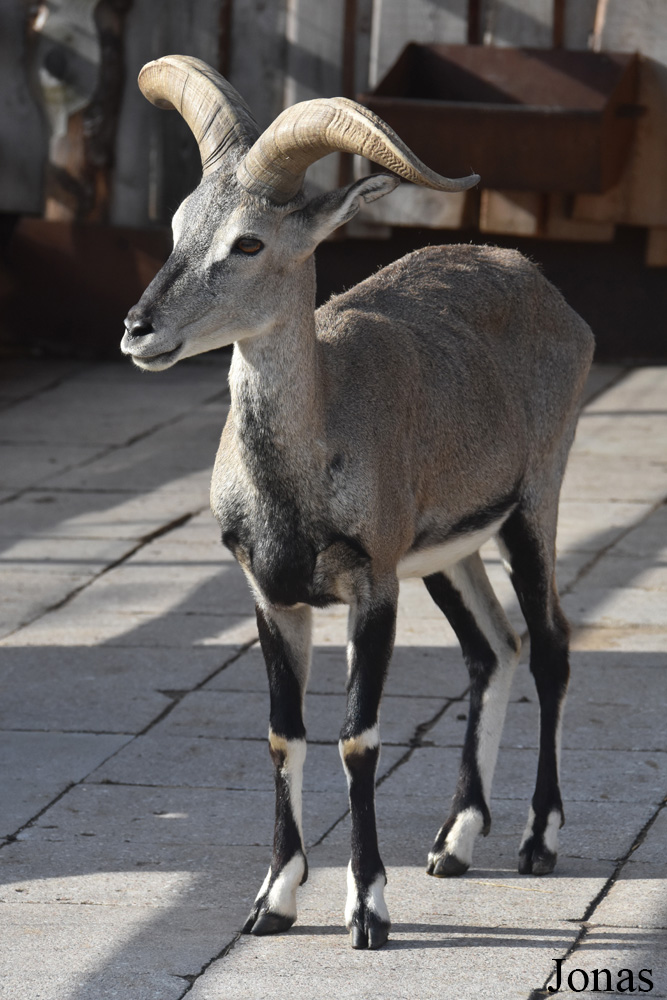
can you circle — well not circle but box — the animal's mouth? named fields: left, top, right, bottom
left=130, top=344, right=183, bottom=370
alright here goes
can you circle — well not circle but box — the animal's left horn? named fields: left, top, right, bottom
left=138, top=55, right=260, bottom=175
left=237, top=97, right=480, bottom=204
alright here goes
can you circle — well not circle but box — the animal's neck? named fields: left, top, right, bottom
left=229, top=261, right=324, bottom=474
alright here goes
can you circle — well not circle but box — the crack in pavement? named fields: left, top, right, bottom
left=528, top=795, right=667, bottom=1000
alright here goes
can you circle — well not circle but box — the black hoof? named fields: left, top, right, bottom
left=248, top=911, right=296, bottom=936
left=518, top=846, right=557, bottom=876
left=427, top=853, right=469, bottom=878
left=349, top=911, right=390, bottom=950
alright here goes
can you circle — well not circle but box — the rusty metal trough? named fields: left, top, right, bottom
left=360, top=45, right=641, bottom=193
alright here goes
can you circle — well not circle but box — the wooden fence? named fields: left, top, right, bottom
left=1, top=0, right=666, bottom=264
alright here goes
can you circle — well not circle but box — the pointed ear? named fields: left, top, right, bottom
left=294, top=173, right=399, bottom=251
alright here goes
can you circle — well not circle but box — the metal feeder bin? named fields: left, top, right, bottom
left=359, top=45, right=641, bottom=193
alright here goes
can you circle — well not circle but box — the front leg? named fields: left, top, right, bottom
left=243, top=603, right=311, bottom=936
left=340, top=576, right=397, bottom=950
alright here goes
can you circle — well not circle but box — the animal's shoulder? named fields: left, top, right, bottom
left=316, top=244, right=544, bottom=341
left=323, top=243, right=537, bottom=307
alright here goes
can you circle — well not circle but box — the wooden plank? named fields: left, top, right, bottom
left=479, top=190, right=543, bottom=236
left=481, top=0, right=553, bottom=48
left=284, top=0, right=345, bottom=193
left=563, top=0, right=598, bottom=50
left=33, top=0, right=99, bottom=220
left=646, top=227, right=667, bottom=267
left=545, top=195, right=614, bottom=241
left=595, top=0, right=667, bottom=61
left=229, top=0, right=288, bottom=131
left=355, top=0, right=375, bottom=96
left=369, top=0, right=468, bottom=87
left=0, top=0, right=48, bottom=213
left=358, top=185, right=474, bottom=229
left=574, top=56, right=667, bottom=228
left=110, top=0, right=221, bottom=227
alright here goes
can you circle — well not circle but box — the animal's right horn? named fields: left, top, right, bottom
left=138, top=55, right=259, bottom=175
left=237, top=97, right=480, bottom=204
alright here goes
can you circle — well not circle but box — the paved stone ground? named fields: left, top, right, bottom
left=0, top=356, right=665, bottom=1000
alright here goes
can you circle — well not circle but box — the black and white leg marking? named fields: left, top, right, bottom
left=339, top=579, right=397, bottom=949
left=424, top=553, right=521, bottom=877
left=243, top=603, right=311, bottom=936
left=500, top=506, right=569, bottom=876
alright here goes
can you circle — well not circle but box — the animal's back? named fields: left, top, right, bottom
left=316, top=243, right=594, bottom=469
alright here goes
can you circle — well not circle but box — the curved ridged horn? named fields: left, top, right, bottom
left=237, top=97, right=480, bottom=204
left=138, top=55, right=259, bottom=175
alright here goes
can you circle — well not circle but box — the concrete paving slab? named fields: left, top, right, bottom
left=0, top=571, right=90, bottom=638
left=612, top=503, right=667, bottom=558
left=131, top=537, right=234, bottom=565
left=0, top=604, right=257, bottom=648
left=0, top=535, right=134, bottom=574
left=0, top=378, right=225, bottom=446
left=0, top=839, right=269, bottom=911
left=552, top=927, right=666, bottom=996
left=325, top=854, right=613, bottom=930
left=574, top=412, right=667, bottom=457
left=0, top=646, right=220, bottom=734
left=0, top=488, right=208, bottom=542
left=185, top=862, right=581, bottom=1000
left=0, top=358, right=86, bottom=399
left=562, top=587, right=667, bottom=628
left=41, top=404, right=225, bottom=495
left=155, top=507, right=222, bottom=544
left=580, top=365, right=626, bottom=405
left=580, top=552, right=667, bottom=591
left=508, top=649, right=667, bottom=706
left=428, top=674, right=666, bottom=752
left=87, top=732, right=407, bottom=793
left=0, top=731, right=131, bottom=839
left=570, top=625, right=667, bottom=656
left=68, top=354, right=229, bottom=383
left=1, top=359, right=665, bottom=998
left=0, top=442, right=105, bottom=491
left=588, top=861, right=667, bottom=929
left=474, top=799, right=659, bottom=868
left=158, top=688, right=447, bottom=747
left=311, top=595, right=522, bottom=649
left=0, top=900, right=240, bottom=1000
left=205, top=642, right=471, bottom=700
left=585, top=366, right=667, bottom=413
left=626, top=807, right=667, bottom=865
left=20, top=781, right=348, bottom=849
left=561, top=453, right=667, bottom=503
left=442, top=699, right=664, bottom=753
left=325, top=792, right=657, bottom=867
left=71, top=557, right=253, bottom=618
left=383, top=745, right=667, bottom=806
left=555, top=501, right=653, bottom=553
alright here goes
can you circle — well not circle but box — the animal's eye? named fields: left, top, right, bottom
left=234, top=237, right=264, bottom=255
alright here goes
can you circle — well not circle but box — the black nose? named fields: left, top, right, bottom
left=124, top=310, right=154, bottom=338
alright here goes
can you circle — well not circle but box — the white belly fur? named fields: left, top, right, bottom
left=397, top=515, right=508, bottom=580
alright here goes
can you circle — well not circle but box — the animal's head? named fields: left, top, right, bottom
left=121, top=55, right=479, bottom=371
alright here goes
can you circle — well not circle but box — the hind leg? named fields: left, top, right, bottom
left=424, top=552, right=521, bottom=877
left=499, top=504, right=570, bottom=875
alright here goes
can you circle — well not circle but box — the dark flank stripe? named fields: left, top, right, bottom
left=412, top=488, right=520, bottom=552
